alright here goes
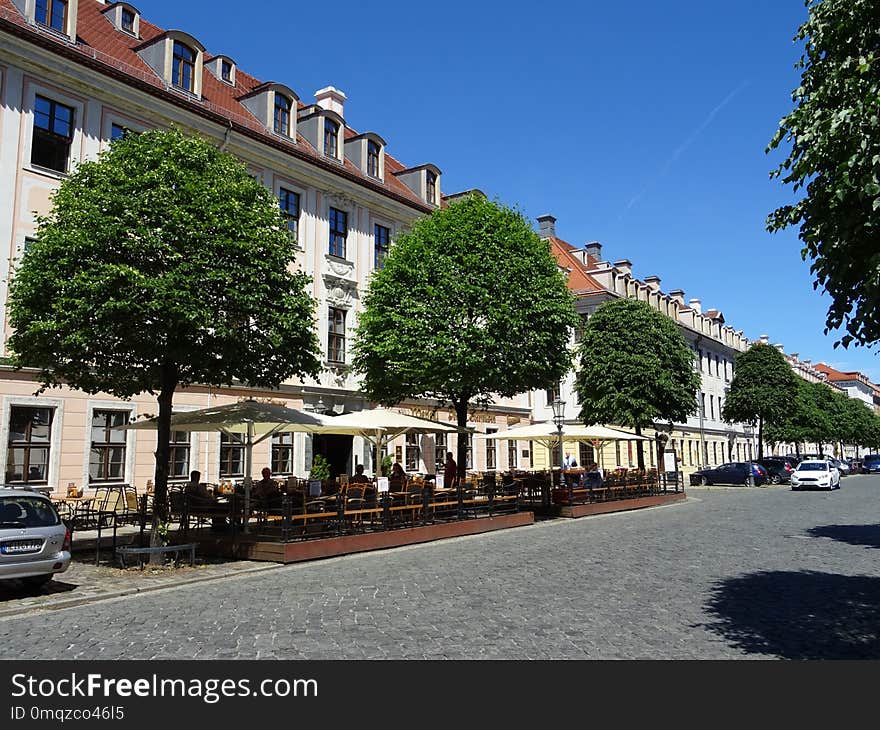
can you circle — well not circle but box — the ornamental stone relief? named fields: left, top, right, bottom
left=323, top=279, right=356, bottom=308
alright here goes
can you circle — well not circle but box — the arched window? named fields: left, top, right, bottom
left=367, top=140, right=380, bottom=177
left=426, top=170, right=437, bottom=203
left=274, top=95, right=292, bottom=136
left=172, top=41, right=196, bottom=92
left=324, top=118, right=338, bottom=158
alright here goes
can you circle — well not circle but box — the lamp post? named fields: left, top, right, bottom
left=550, top=398, right=566, bottom=504
left=744, top=423, right=755, bottom=487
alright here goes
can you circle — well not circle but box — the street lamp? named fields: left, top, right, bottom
left=550, top=397, right=566, bottom=495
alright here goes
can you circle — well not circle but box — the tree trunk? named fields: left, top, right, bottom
left=634, top=423, right=645, bottom=469
left=453, top=397, right=469, bottom=482
left=757, top=417, right=764, bottom=461
left=149, top=363, right=178, bottom=564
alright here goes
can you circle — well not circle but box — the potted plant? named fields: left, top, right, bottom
left=309, top=453, right=331, bottom=482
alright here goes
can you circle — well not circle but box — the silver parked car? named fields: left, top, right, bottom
left=0, top=487, right=71, bottom=588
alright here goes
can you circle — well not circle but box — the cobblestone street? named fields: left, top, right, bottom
left=3, top=476, right=880, bottom=659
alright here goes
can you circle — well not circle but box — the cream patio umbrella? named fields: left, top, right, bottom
left=312, top=408, right=460, bottom=475
left=483, top=422, right=651, bottom=472
left=122, top=399, right=330, bottom=532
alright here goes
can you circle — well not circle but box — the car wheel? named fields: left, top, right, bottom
left=699, top=476, right=708, bottom=486
left=769, top=474, right=781, bottom=485
left=21, top=575, right=52, bottom=590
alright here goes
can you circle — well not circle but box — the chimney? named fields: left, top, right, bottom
left=759, top=334, right=770, bottom=344
left=775, top=343, right=785, bottom=352
left=315, top=86, right=346, bottom=118
left=790, top=352, right=799, bottom=362
left=669, top=289, right=685, bottom=305
left=584, top=241, right=603, bottom=261
left=803, top=359, right=812, bottom=367
left=644, top=275, right=661, bottom=292
left=688, top=298, right=702, bottom=314
left=537, top=214, right=556, bottom=239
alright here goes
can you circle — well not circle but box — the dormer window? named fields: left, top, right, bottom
left=121, top=7, right=135, bottom=33
left=172, top=42, right=196, bottom=92
left=426, top=171, right=437, bottom=204
left=274, top=95, right=292, bottom=136
left=36, top=0, right=67, bottom=32
left=324, top=119, right=338, bottom=158
left=367, top=140, right=380, bottom=178
left=221, top=60, right=232, bottom=83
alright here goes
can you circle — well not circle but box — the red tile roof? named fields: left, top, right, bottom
left=814, top=363, right=867, bottom=382
left=0, top=0, right=433, bottom=212
left=546, top=237, right=606, bottom=295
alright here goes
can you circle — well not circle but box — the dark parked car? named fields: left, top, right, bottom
left=757, top=457, right=795, bottom=484
left=690, top=462, right=767, bottom=487
left=863, top=454, right=880, bottom=473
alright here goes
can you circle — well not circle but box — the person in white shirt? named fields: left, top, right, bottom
left=563, top=451, right=578, bottom=469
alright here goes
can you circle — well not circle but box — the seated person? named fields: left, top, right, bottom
left=185, top=470, right=218, bottom=509
left=252, top=467, right=283, bottom=507
left=349, top=464, right=371, bottom=484
left=389, top=461, right=407, bottom=490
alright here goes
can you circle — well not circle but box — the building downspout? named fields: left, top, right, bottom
left=219, top=120, right=233, bottom=152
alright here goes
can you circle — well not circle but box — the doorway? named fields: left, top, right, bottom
left=312, top=434, right=353, bottom=478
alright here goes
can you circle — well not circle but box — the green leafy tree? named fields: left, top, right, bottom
left=352, top=194, right=578, bottom=478
left=764, top=378, right=818, bottom=454
left=837, top=392, right=875, bottom=456
left=6, top=127, right=321, bottom=533
left=767, top=0, right=880, bottom=348
left=574, top=298, right=700, bottom=468
left=722, top=342, right=800, bottom=460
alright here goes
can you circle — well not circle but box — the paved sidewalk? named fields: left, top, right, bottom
left=0, top=554, right=279, bottom=619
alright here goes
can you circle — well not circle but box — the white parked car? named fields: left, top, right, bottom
left=790, top=460, right=840, bottom=491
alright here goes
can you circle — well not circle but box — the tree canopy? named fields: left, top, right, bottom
left=574, top=297, right=700, bottom=468
left=767, top=0, right=880, bottom=348
left=7, top=127, right=321, bottom=516
left=721, top=342, right=800, bottom=460
left=352, top=193, right=578, bottom=477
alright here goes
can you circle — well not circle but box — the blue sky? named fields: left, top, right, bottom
left=138, top=0, right=878, bottom=380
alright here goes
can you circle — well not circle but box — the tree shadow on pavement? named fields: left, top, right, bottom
left=0, top=578, right=77, bottom=601
left=700, top=571, right=880, bottom=659
left=806, top=524, right=880, bottom=549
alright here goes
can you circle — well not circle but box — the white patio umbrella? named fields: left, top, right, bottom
left=483, top=421, right=651, bottom=472
left=122, top=399, right=329, bottom=532
left=313, top=408, right=460, bottom=473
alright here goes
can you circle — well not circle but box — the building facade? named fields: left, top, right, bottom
left=0, top=0, right=532, bottom=493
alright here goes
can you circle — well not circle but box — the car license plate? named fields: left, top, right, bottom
left=1, top=540, right=43, bottom=555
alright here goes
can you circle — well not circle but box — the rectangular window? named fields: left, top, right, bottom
left=615, top=442, right=621, bottom=467
left=434, top=433, right=446, bottom=475
left=485, top=428, right=497, bottom=470
left=279, top=188, right=300, bottom=243
left=271, top=432, right=294, bottom=475
left=32, top=95, right=74, bottom=172
left=274, top=95, right=291, bottom=136
left=579, top=442, right=595, bottom=468
left=221, top=60, right=232, bottom=82
left=709, top=395, right=715, bottom=420
left=464, top=432, right=473, bottom=471
left=327, top=307, right=346, bottom=363
left=715, top=355, right=720, bottom=377
left=6, top=407, right=53, bottom=485
left=374, top=224, right=390, bottom=270
left=367, top=140, right=380, bottom=177
left=545, top=384, right=560, bottom=405
left=220, top=433, right=244, bottom=477
left=168, top=430, right=190, bottom=481
left=426, top=170, right=437, bottom=204
left=324, top=119, right=338, bottom=157
left=89, top=410, right=129, bottom=483
left=172, top=42, right=196, bottom=92
left=406, top=434, right=420, bottom=472
left=329, top=207, right=347, bottom=258
left=508, top=439, right=518, bottom=470
left=36, top=0, right=67, bottom=32
left=121, top=7, right=135, bottom=33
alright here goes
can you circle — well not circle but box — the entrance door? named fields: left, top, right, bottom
left=312, top=434, right=353, bottom=478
